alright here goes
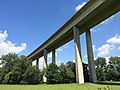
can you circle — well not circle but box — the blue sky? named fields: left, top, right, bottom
left=0, top=0, right=120, bottom=66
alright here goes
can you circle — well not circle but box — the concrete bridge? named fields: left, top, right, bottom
left=27, top=0, right=120, bottom=84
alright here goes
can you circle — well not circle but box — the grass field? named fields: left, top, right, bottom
left=0, top=82, right=119, bottom=90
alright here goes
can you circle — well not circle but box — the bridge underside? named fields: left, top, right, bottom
left=27, top=0, right=120, bottom=84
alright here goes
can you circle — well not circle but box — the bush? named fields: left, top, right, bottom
left=23, top=66, right=43, bottom=84
left=59, top=61, right=76, bottom=83
left=0, top=68, right=6, bottom=84
left=46, top=63, right=61, bottom=84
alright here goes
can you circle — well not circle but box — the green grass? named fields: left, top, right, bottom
left=0, top=82, right=120, bottom=90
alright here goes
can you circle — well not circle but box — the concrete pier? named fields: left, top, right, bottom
left=43, top=49, right=48, bottom=83
left=85, top=30, right=97, bottom=83
left=29, top=59, right=33, bottom=65
left=52, top=49, right=56, bottom=64
left=73, top=26, right=84, bottom=84
left=36, top=58, right=39, bottom=67
left=44, top=49, right=47, bottom=67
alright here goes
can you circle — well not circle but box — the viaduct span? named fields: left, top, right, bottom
left=27, top=0, right=120, bottom=84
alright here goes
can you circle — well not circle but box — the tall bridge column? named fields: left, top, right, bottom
left=52, top=49, right=56, bottom=64
left=36, top=58, right=39, bottom=67
left=43, top=49, right=47, bottom=83
left=85, top=30, right=97, bottom=83
left=29, top=59, right=33, bottom=65
left=73, top=26, right=84, bottom=84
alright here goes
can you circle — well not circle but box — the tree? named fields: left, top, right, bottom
left=46, top=61, right=89, bottom=84
left=95, top=57, right=106, bottom=68
left=105, top=57, right=120, bottom=81
left=23, top=66, right=43, bottom=84
left=59, top=63, right=68, bottom=83
left=0, top=53, right=43, bottom=84
left=46, top=63, right=61, bottom=84
left=95, top=57, right=106, bottom=81
left=59, top=61, right=76, bottom=83
left=0, top=53, right=21, bottom=84
left=0, top=68, right=5, bottom=84
left=95, top=56, right=120, bottom=81
left=0, top=53, right=20, bottom=72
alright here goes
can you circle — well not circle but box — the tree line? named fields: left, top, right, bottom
left=0, top=53, right=120, bottom=84
left=95, top=57, right=120, bottom=81
left=45, top=62, right=89, bottom=84
left=46, top=56, right=120, bottom=84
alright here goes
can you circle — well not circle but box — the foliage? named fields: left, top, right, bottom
left=95, top=57, right=120, bottom=81
left=0, top=68, right=6, bottom=84
left=95, top=57, right=106, bottom=81
left=105, top=57, right=120, bottom=81
left=59, top=61, right=76, bottom=83
left=95, top=57, right=106, bottom=68
left=46, top=63, right=61, bottom=84
left=46, top=61, right=80, bottom=84
left=1, top=53, right=120, bottom=84
left=23, top=66, right=43, bottom=84
left=46, top=61, right=89, bottom=84
left=0, top=53, right=43, bottom=84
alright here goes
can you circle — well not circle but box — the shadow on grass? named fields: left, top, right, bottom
left=96, top=81, right=120, bottom=86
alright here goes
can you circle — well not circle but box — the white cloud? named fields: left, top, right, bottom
left=90, top=29, right=94, bottom=32
left=48, top=52, right=52, bottom=59
left=0, top=31, right=27, bottom=57
left=75, top=2, right=87, bottom=11
left=0, top=30, right=8, bottom=42
left=97, top=34, right=120, bottom=57
left=84, top=55, right=87, bottom=58
left=92, top=45, right=96, bottom=52
left=90, top=29, right=96, bottom=32
left=118, top=47, right=120, bottom=50
left=100, top=15, right=114, bottom=25
left=56, top=59, right=62, bottom=66
left=57, top=43, right=69, bottom=52
left=63, top=43, right=69, bottom=48
left=107, top=34, right=120, bottom=44
left=48, top=52, right=57, bottom=59
left=57, top=48, right=62, bottom=52
left=72, top=59, right=75, bottom=63
left=90, top=28, right=102, bottom=33
left=98, top=44, right=112, bottom=56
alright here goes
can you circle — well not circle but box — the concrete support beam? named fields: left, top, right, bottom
left=44, top=49, right=48, bottom=67
left=29, top=59, right=33, bottom=65
left=73, top=26, right=84, bottom=84
left=43, top=49, right=47, bottom=83
left=85, top=30, right=97, bottom=83
left=36, top=58, right=39, bottom=67
left=52, top=49, right=56, bottom=64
